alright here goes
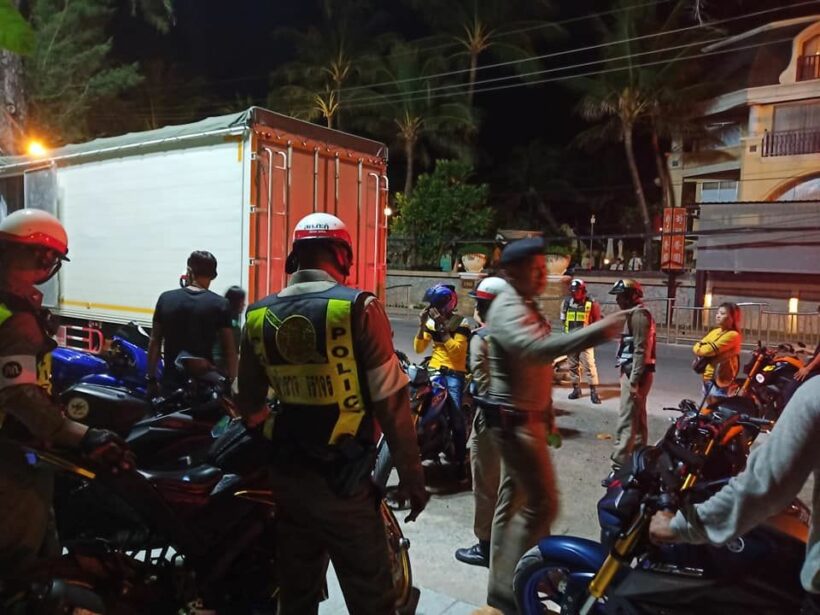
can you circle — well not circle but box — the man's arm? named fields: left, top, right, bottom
left=662, top=379, right=820, bottom=546
left=236, top=327, right=270, bottom=425
left=218, top=327, right=238, bottom=380
left=468, top=335, right=490, bottom=396
left=628, top=310, right=652, bottom=386
left=491, top=295, right=623, bottom=362
left=589, top=300, right=602, bottom=324
left=0, top=312, right=88, bottom=447
left=146, top=321, right=163, bottom=381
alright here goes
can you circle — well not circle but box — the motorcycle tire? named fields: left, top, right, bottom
left=513, top=545, right=597, bottom=615
left=381, top=501, right=414, bottom=613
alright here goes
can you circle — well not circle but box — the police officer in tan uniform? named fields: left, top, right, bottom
left=481, top=238, right=624, bottom=614
left=237, top=212, right=427, bottom=615
left=0, top=209, right=133, bottom=576
left=610, top=278, right=656, bottom=469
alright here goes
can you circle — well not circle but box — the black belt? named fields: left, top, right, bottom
left=475, top=397, right=548, bottom=429
left=431, top=366, right=466, bottom=377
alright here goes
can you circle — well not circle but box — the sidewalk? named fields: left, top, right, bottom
left=320, top=563, right=479, bottom=615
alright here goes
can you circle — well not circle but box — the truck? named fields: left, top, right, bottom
left=0, top=107, right=389, bottom=351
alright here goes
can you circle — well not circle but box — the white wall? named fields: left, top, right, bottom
left=56, top=142, right=246, bottom=324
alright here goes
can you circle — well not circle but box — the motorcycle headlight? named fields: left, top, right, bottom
left=755, top=373, right=766, bottom=384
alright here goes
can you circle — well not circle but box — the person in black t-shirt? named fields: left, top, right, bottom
left=146, top=251, right=237, bottom=395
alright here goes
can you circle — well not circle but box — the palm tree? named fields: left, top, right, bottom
left=353, top=41, right=476, bottom=194
left=267, top=0, right=385, bottom=130
left=408, top=0, right=556, bottom=106
left=572, top=0, right=716, bottom=256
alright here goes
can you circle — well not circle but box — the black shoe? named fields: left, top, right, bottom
left=568, top=386, right=582, bottom=400
left=590, top=387, right=602, bottom=405
left=455, top=542, right=490, bottom=567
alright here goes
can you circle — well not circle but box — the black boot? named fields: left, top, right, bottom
left=455, top=540, right=490, bottom=567
left=568, top=386, right=582, bottom=400
left=590, top=386, right=601, bottom=405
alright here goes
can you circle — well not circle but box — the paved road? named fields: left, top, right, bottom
left=321, top=318, right=779, bottom=613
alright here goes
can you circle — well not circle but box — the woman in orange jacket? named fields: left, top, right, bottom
left=693, top=302, right=743, bottom=397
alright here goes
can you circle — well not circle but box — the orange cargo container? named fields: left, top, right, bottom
left=0, top=107, right=390, bottom=339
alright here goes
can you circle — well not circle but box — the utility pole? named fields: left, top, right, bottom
left=589, top=214, right=596, bottom=270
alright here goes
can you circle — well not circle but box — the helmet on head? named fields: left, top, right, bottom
left=423, top=284, right=458, bottom=316
left=609, top=278, right=643, bottom=299
left=286, top=212, right=353, bottom=274
left=569, top=278, right=586, bottom=294
left=469, top=276, right=509, bottom=301
left=0, top=209, right=69, bottom=259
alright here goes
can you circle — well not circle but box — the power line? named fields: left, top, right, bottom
left=87, top=0, right=818, bottom=117
left=334, top=0, right=817, bottom=96
left=338, top=36, right=792, bottom=111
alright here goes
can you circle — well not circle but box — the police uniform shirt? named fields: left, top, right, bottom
left=237, top=269, right=407, bottom=412
left=0, top=284, right=65, bottom=442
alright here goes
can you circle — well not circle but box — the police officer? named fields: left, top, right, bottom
left=482, top=238, right=624, bottom=613
left=0, top=209, right=133, bottom=576
left=455, top=276, right=509, bottom=567
left=560, top=278, right=602, bottom=404
left=609, top=278, right=656, bottom=469
left=236, top=212, right=427, bottom=615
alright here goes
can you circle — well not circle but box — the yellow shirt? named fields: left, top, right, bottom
left=413, top=316, right=470, bottom=372
left=693, top=327, right=742, bottom=387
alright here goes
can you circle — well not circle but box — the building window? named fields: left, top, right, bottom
left=773, top=101, right=820, bottom=132
left=700, top=180, right=738, bottom=203
left=776, top=177, right=820, bottom=201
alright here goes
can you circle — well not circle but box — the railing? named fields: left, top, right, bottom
left=761, top=128, right=820, bottom=157
left=56, top=325, right=105, bottom=354
left=797, top=54, right=820, bottom=82
left=667, top=303, right=766, bottom=348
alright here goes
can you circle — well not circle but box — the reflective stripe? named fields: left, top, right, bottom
left=0, top=303, right=12, bottom=327
left=247, top=295, right=366, bottom=445
left=564, top=300, right=593, bottom=332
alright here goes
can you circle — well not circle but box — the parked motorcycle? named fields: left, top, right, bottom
left=737, top=341, right=806, bottom=420
left=512, top=399, right=808, bottom=614
left=30, top=416, right=416, bottom=613
left=52, top=322, right=157, bottom=397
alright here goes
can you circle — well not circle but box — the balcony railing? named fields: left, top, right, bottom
left=761, top=128, right=820, bottom=157
left=797, top=54, right=820, bottom=81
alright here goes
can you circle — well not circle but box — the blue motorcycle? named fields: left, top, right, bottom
left=52, top=322, right=158, bottom=396
left=513, top=400, right=809, bottom=615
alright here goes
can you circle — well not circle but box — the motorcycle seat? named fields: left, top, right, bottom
left=140, top=464, right=222, bottom=490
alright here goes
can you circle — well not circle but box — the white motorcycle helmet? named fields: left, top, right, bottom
left=286, top=212, right=353, bottom=274
left=469, top=276, right=510, bottom=301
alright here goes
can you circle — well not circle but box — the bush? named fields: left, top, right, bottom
left=458, top=243, right=490, bottom=257
left=391, top=160, right=493, bottom=268
left=545, top=243, right=573, bottom=257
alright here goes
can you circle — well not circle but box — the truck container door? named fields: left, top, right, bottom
left=251, top=144, right=288, bottom=299
left=24, top=167, right=60, bottom=307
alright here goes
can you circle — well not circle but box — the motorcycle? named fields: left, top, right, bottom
left=512, top=398, right=809, bottom=614
left=31, top=416, right=416, bottom=613
left=52, top=322, right=158, bottom=397
left=737, top=342, right=806, bottom=420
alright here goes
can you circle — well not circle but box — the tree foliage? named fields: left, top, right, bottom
left=25, top=0, right=143, bottom=144
left=391, top=159, right=493, bottom=267
left=0, top=0, right=34, bottom=54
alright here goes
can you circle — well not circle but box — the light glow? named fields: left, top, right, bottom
left=788, top=297, right=799, bottom=313
left=26, top=140, right=48, bottom=158
left=384, top=206, right=393, bottom=217
left=703, top=293, right=713, bottom=309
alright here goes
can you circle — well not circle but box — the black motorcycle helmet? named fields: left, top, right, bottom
left=609, top=278, right=643, bottom=308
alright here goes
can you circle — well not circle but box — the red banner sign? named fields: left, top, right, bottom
left=660, top=207, right=687, bottom=271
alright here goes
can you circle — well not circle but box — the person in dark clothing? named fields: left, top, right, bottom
left=146, top=251, right=237, bottom=395
left=214, top=286, right=246, bottom=371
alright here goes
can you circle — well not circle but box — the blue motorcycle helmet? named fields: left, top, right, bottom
left=423, top=284, right=458, bottom=316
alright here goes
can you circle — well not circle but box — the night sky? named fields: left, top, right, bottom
left=103, top=0, right=819, bottom=235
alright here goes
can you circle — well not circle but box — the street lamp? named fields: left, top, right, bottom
left=589, top=214, right=596, bottom=269
left=384, top=205, right=393, bottom=217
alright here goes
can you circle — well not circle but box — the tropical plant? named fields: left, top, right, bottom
left=0, top=0, right=34, bottom=54
left=354, top=41, right=476, bottom=194
left=571, top=0, right=716, bottom=256
left=407, top=0, right=556, bottom=105
left=391, top=159, right=493, bottom=267
left=267, top=0, right=386, bottom=130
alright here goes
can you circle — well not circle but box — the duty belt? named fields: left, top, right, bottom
left=474, top=396, right=549, bottom=429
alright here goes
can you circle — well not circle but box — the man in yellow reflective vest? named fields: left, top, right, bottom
left=237, top=212, right=428, bottom=615
left=560, top=278, right=602, bottom=404
left=0, top=209, right=133, bottom=577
